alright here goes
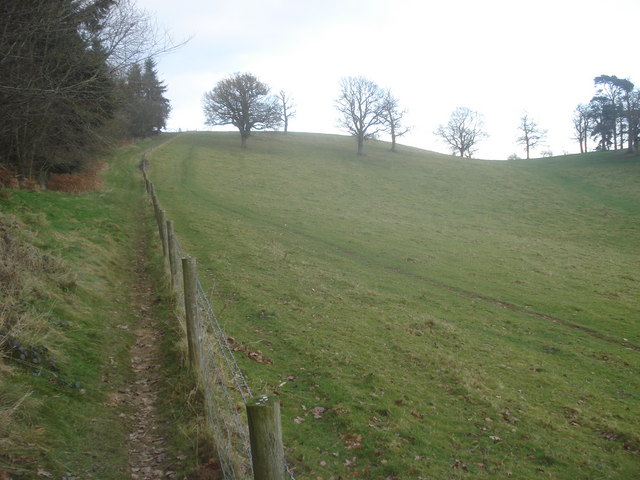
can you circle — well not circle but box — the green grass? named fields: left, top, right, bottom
left=147, top=132, right=640, bottom=479
left=0, top=136, right=203, bottom=478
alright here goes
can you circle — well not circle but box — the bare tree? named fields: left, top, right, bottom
left=278, top=90, right=296, bottom=134
left=93, top=0, right=184, bottom=76
left=336, top=76, right=385, bottom=155
left=516, top=113, right=547, bottom=159
left=435, top=107, right=487, bottom=158
left=202, top=73, right=282, bottom=148
left=573, top=104, right=592, bottom=153
left=381, top=90, right=410, bottom=152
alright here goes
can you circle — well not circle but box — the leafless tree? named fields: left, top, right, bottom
left=572, top=104, right=592, bottom=153
left=92, top=0, right=186, bottom=76
left=336, top=76, right=385, bottom=155
left=202, top=73, right=282, bottom=148
left=516, top=113, right=547, bottom=159
left=435, top=107, right=487, bottom=158
left=278, top=90, right=296, bottom=134
left=381, top=90, right=410, bottom=152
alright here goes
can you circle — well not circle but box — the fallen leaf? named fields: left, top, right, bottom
left=311, top=406, right=326, bottom=419
left=294, top=416, right=305, bottom=424
left=37, top=469, right=54, bottom=478
left=451, top=459, right=468, bottom=471
left=247, top=350, right=273, bottom=364
left=340, top=433, right=363, bottom=449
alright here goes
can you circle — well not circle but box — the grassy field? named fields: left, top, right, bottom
left=147, top=132, right=639, bottom=479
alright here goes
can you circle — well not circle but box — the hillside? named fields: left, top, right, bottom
left=145, top=132, right=640, bottom=479
left=1, top=132, right=638, bottom=479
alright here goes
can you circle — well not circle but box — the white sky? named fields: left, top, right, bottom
left=137, top=0, right=639, bottom=159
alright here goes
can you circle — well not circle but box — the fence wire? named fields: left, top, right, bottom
left=141, top=157, right=296, bottom=480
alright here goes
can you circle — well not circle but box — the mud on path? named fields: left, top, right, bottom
left=124, top=251, right=175, bottom=478
left=107, top=212, right=177, bottom=479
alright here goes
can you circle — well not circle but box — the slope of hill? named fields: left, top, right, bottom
left=147, top=132, right=639, bottom=479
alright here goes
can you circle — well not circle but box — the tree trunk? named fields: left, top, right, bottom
left=240, top=130, right=249, bottom=148
left=357, top=135, right=364, bottom=155
left=390, top=124, right=396, bottom=152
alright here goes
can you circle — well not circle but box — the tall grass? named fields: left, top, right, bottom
left=148, top=132, right=640, bottom=479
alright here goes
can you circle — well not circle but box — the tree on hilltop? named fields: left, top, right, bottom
left=381, top=90, right=410, bottom=152
left=516, top=113, right=547, bottom=159
left=435, top=107, right=487, bottom=158
left=592, top=75, right=634, bottom=151
left=336, top=76, right=386, bottom=156
left=278, top=90, right=296, bottom=134
left=575, top=75, right=640, bottom=153
left=202, top=73, right=282, bottom=148
left=572, top=104, right=592, bottom=153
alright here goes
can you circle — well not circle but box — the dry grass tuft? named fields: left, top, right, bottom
left=0, top=165, right=19, bottom=189
left=47, top=161, right=106, bottom=193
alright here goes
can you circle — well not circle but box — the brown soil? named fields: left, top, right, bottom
left=119, top=246, right=175, bottom=479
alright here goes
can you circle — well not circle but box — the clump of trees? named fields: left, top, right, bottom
left=119, top=59, right=171, bottom=138
left=335, top=76, right=409, bottom=155
left=574, top=75, right=640, bottom=153
left=0, top=0, right=173, bottom=183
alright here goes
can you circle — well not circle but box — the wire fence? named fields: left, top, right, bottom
left=140, top=154, right=294, bottom=480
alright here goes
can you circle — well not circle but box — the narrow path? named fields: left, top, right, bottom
left=120, top=210, right=173, bottom=479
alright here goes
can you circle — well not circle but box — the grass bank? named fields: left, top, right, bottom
left=147, top=132, right=639, bottom=479
left=0, top=137, right=202, bottom=479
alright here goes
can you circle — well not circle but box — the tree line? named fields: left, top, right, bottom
left=204, top=72, right=640, bottom=159
left=202, top=74, right=409, bottom=155
left=201, top=72, right=550, bottom=158
left=0, top=0, right=173, bottom=183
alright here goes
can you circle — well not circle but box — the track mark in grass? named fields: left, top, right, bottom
left=378, top=263, right=640, bottom=352
left=211, top=203, right=640, bottom=353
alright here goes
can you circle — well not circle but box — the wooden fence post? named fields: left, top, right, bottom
left=182, top=256, right=201, bottom=372
left=149, top=183, right=159, bottom=220
left=159, top=209, right=168, bottom=257
left=167, top=220, right=179, bottom=292
left=246, top=395, right=286, bottom=480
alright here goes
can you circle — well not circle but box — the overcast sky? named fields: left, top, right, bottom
left=137, top=0, right=639, bottom=159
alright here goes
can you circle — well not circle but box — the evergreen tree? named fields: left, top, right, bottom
left=121, top=59, right=170, bottom=138
left=0, top=0, right=116, bottom=178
